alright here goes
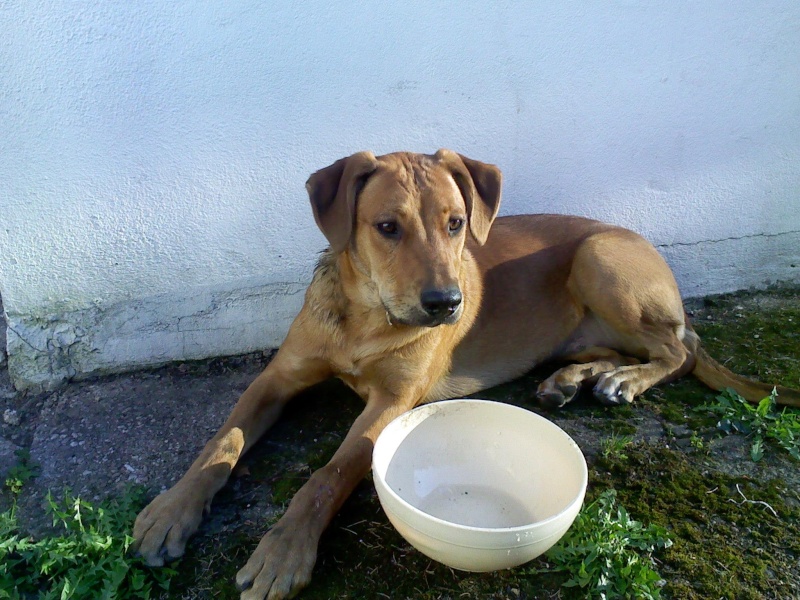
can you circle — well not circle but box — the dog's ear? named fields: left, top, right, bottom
left=306, top=151, right=379, bottom=253
left=435, top=149, right=502, bottom=245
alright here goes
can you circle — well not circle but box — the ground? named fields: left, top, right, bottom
left=0, top=285, right=798, bottom=599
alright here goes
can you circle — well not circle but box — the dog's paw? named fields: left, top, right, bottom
left=593, top=372, right=635, bottom=406
left=536, top=383, right=578, bottom=408
left=236, top=523, right=317, bottom=600
left=131, top=482, right=207, bottom=566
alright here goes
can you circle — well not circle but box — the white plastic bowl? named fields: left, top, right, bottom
left=372, top=399, right=587, bottom=572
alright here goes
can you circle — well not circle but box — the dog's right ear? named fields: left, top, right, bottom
left=306, top=152, right=379, bottom=253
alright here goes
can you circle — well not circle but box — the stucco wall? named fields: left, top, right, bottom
left=1, top=1, right=798, bottom=390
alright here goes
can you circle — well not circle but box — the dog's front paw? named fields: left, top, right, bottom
left=536, top=382, right=578, bottom=408
left=132, top=481, right=208, bottom=566
left=236, top=522, right=317, bottom=600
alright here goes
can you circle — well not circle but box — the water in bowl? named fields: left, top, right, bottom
left=415, top=483, right=536, bottom=528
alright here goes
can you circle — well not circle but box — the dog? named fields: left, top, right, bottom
left=132, top=149, right=800, bottom=600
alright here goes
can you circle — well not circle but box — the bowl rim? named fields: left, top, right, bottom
left=372, top=398, right=589, bottom=536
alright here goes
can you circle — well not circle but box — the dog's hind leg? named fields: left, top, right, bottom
left=564, top=229, right=694, bottom=405
left=537, top=347, right=641, bottom=407
left=589, top=329, right=691, bottom=405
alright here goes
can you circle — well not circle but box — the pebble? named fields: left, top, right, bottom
left=670, top=424, right=691, bottom=438
left=3, top=409, right=20, bottom=426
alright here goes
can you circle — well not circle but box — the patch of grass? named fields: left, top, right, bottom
left=592, top=443, right=800, bottom=599
left=642, top=285, right=800, bottom=431
left=595, top=405, right=639, bottom=436
left=697, top=388, right=800, bottom=461
left=529, top=489, right=672, bottom=600
left=639, top=380, right=705, bottom=425
left=600, top=432, right=635, bottom=460
left=1, top=456, right=176, bottom=600
left=692, top=287, right=800, bottom=390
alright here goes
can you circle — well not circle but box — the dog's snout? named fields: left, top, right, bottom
left=420, top=287, right=463, bottom=318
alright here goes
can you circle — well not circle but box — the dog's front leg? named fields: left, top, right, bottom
left=235, top=391, right=416, bottom=600
left=132, top=344, right=330, bottom=567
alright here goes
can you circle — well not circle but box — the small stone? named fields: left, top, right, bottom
left=3, top=409, right=20, bottom=426
left=670, top=425, right=691, bottom=438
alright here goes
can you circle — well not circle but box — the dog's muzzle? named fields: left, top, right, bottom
left=420, top=287, right=462, bottom=324
left=384, top=287, right=463, bottom=327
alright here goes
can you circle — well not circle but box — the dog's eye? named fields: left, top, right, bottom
left=448, top=218, right=464, bottom=233
left=376, top=221, right=399, bottom=237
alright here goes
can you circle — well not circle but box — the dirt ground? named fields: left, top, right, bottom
left=0, top=286, right=798, bottom=599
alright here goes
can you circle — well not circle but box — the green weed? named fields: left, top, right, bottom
left=529, top=489, right=672, bottom=600
left=688, top=431, right=706, bottom=452
left=697, top=388, right=800, bottom=461
left=600, top=432, right=634, bottom=460
left=4, top=450, right=39, bottom=496
left=1, top=455, right=175, bottom=600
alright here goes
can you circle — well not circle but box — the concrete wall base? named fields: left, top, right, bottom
left=6, top=281, right=305, bottom=391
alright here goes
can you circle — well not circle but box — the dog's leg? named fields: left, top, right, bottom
left=567, top=230, right=692, bottom=405
left=132, top=336, right=331, bottom=567
left=591, top=328, right=690, bottom=405
left=537, top=347, right=640, bottom=407
left=235, top=391, right=415, bottom=600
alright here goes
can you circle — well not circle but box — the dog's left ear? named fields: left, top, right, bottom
left=435, top=149, right=502, bottom=245
left=306, top=151, right=379, bottom=253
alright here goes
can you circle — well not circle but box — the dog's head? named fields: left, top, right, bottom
left=306, top=149, right=502, bottom=327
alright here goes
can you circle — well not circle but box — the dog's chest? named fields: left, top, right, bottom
left=337, top=359, right=362, bottom=379
left=329, top=350, right=369, bottom=394
left=330, top=340, right=434, bottom=401
left=334, top=359, right=374, bottom=399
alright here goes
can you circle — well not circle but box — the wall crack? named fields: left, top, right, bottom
left=656, top=229, right=800, bottom=249
left=5, top=324, right=44, bottom=352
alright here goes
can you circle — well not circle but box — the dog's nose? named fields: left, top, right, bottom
left=420, top=287, right=462, bottom=318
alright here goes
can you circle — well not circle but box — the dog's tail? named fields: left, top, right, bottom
left=689, top=339, right=800, bottom=408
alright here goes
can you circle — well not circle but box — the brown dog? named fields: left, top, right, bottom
left=133, top=150, right=800, bottom=600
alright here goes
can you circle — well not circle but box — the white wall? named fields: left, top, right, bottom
left=1, top=1, right=798, bottom=390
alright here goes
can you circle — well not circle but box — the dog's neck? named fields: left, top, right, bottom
left=307, top=249, right=385, bottom=331
left=308, top=249, right=433, bottom=341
